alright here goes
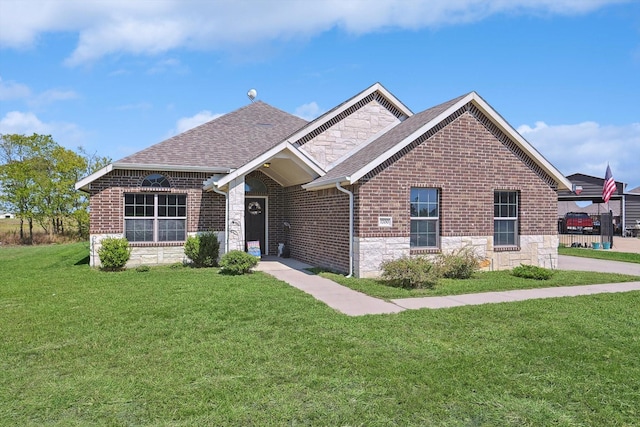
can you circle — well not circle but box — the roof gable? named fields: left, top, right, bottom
left=304, top=92, right=572, bottom=191
left=286, top=82, right=412, bottom=148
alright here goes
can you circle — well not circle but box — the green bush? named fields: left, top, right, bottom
left=437, top=246, right=481, bottom=279
left=219, top=250, right=259, bottom=275
left=511, top=264, right=555, bottom=280
left=380, top=256, right=440, bottom=289
left=135, top=265, right=150, bottom=273
left=184, top=232, right=220, bottom=267
left=98, top=237, right=131, bottom=271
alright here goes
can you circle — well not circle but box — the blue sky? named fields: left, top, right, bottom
left=1, top=0, right=639, bottom=189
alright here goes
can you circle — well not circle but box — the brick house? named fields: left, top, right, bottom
left=76, top=83, right=571, bottom=276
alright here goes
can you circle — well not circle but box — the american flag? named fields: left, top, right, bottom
left=602, top=164, right=616, bottom=203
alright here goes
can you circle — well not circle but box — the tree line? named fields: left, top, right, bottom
left=0, top=133, right=110, bottom=243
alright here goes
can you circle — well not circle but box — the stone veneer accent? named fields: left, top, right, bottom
left=299, top=100, right=400, bottom=169
left=355, top=234, right=559, bottom=278
left=227, top=175, right=245, bottom=252
left=89, top=231, right=226, bottom=268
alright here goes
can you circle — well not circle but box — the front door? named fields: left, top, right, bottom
left=245, top=197, right=266, bottom=255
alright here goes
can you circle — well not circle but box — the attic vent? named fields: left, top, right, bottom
left=374, top=92, right=405, bottom=119
left=293, top=92, right=406, bottom=147
left=468, top=104, right=557, bottom=189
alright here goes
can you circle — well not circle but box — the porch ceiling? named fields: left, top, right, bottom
left=259, top=153, right=320, bottom=187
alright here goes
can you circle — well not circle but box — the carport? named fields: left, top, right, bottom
left=558, top=173, right=640, bottom=247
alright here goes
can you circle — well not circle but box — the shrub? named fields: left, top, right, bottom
left=98, top=237, right=131, bottom=270
left=380, top=256, right=440, bottom=289
left=219, top=250, right=259, bottom=275
left=511, top=264, right=555, bottom=280
left=135, top=265, right=150, bottom=273
left=437, top=246, right=482, bottom=279
left=184, top=232, right=220, bottom=268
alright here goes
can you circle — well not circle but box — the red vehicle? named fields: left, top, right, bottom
left=564, top=212, right=594, bottom=234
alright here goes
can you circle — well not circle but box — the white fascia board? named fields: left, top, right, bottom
left=74, top=162, right=232, bottom=192
left=75, top=163, right=114, bottom=191
left=348, top=93, right=475, bottom=184
left=214, top=141, right=325, bottom=189
left=470, top=93, right=573, bottom=190
left=286, top=83, right=413, bottom=145
left=302, top=176, right=351, bottom=191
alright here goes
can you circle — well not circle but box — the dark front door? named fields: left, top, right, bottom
left=245, top=197, right=266, bottom=255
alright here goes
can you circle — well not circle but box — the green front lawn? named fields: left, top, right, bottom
left=2, top=243, right=640, bottom=425
left=559, top=245, right=640, bottom=264
left=318, top=269, right=640, bottom=300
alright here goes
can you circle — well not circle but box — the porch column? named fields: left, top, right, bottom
left=227, top=176, right=245, bottom=252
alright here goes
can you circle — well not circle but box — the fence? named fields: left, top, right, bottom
left=558, top=211, right=614, bottom=249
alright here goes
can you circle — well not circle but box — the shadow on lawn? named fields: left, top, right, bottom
left=74, top=255, right=90, bottom=266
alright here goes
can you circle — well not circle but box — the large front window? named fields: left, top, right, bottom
left=410, top=188, right=439, bottom=248
left=124, top=194, right=186, bottom=242
left=494, top=191, right=518, bottom=246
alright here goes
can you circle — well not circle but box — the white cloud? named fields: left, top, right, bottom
left=518, top=120, right=640, bottom=187
left=146, top=58, right=189, bottom=75
left=175, top=110, right=222, bottom=134
left=30, top=89, right=79, bottom=106
left=294, top=102, right=324, bottom=121
left=0, top=111, right=85, bottom=147
left=0, top=77, right=31, bottom=100
left=0, top=0, right=628, bottom=65
left=0, top=76, right=78, bottom=106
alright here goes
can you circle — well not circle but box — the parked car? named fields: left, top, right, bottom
left=564, top=212, right=594, bottom=234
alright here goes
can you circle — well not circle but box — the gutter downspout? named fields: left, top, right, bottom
left=211, top=186, right=229, bottom=255
left=336, top=182, right=354, bottom=278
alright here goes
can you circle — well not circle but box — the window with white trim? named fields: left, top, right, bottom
left=494, top=191, right=518, bottom=246
left=410, top=188, right=439, bottom=248
left=124, top=193, right=187, bottom=242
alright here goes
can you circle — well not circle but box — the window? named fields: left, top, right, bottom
left=141, top=173, right=170, bottom=188
left=245, top=177, right=268, bottom=193
left=494, top=191, right=518, bottom=246
left=124, top=194, right=186, bottom=242
left=410, top=188, right=439, bottom=248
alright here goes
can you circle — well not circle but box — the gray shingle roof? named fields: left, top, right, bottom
left=117, top=101, right=308, bottom=169
left=308, top=93, right=470, bottom=186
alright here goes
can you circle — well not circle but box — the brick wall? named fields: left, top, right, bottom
left=89, top=169, right=225, bottom=235
left=357, top=110, right=558, bottom=240
left=351, top=108, right=559, bottom=276
left=283, top=185, right=350, bottom=273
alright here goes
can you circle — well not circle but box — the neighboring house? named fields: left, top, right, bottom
left=76, top=83, right=571, bottom=276
left=557, top=173, right=640, bottom=236
left=0, top=212, right=15, bottom=219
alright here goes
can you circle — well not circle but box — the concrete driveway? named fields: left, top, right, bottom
left=558, top=255, right=640, bottom=276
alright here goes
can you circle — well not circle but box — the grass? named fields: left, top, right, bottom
left=559, top=245, right=640, bottom=264
left=316, top=269, right=640, bottom=300
left=2, top=243, right=640, bottom=425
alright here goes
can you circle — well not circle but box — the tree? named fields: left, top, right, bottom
left=0, top=133, right=111, bottom=243
left=0, top=134, right=49, bottom=242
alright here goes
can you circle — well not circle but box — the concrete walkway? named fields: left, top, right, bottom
left=255, top=257, right=405, bottom=315
left=256, top=256, right=640, bottom=317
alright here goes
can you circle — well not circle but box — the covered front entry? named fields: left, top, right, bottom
left=245, top=197, right=267, bottom=255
